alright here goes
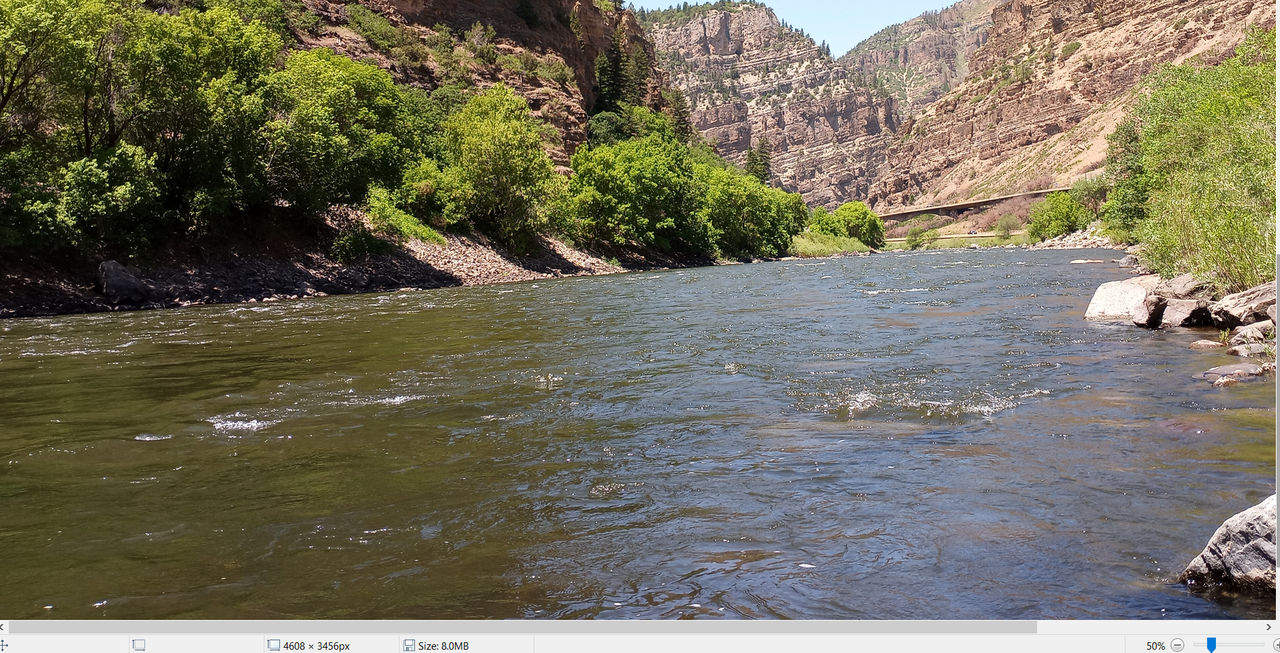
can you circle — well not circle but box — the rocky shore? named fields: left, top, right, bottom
left=1084, top=270, right=1277, bottom=597
left=1, top=232, right=708, bottom=320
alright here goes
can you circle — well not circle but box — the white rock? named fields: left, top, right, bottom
left=1084, top=279, right=1149, bottom=321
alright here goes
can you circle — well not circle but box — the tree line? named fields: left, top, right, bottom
left=0, top=0, right=890, bottom=265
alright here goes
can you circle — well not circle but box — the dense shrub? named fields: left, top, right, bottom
left=1026, top=192, right=1090, bottom=241
left=567, top=133, right=701, bottom=250
left=994, top=214, right=1021, bottom=238
left=695, top=163, right=805, bottom=258
left=809, top=201, right=885, bottom=248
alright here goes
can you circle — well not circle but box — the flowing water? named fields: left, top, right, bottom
left=1, top=249, right=1274, bottom=620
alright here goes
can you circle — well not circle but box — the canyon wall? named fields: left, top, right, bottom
left=644, top=5, right=898, bottom=208
left=866, top=0, right=1275, bottom=210
left=840, top=0, right=1000, bottom=114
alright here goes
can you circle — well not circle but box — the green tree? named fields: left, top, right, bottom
left=593, top=27, right=647, bottom=114
left=567, top=132, right=702, bottom=251
left=261, top=48, right=405, bottom=212
left=694, top=162, right=804, bottom=258
left=1069, top=177, right=1109, bottom=220
left=834, top=200, right=884, bottom=248
left=1106, top=27, right=1275, bottom=292
left=439, top=84, right=559, bottom=245
left=1027, top=191, right=1090, bottom=241
left=809, top=201, right=884, bottom=248
left=26, top=143, right=160, bottom=254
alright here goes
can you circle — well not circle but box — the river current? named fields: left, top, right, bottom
left=1, top=248, right=1274, bottom=619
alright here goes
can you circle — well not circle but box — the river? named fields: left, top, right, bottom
left=1, top=248, right=1274, bottom=619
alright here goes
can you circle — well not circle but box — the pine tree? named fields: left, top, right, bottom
left=745, top=136, right=772, bottom=185
left=662, top=88, right=695, bottom=143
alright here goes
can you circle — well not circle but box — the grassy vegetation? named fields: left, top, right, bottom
left=791, top=232, right=869, bottom=257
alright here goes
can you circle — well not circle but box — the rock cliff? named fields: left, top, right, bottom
left=840, top=0, right=1000, bottom=114
left=866, top=0, right=1275, bottom=210
left=643, top=4, right=898, bottom=208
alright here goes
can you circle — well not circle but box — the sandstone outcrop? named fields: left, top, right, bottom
left=644, top=4, right=897, bottom=208
left=1161, top=298, right=1213, bottom=328
left=1181, top=495, right=1277, bottom=596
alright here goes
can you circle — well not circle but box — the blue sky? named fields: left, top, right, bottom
left=629, top=0, right=957, bottom=57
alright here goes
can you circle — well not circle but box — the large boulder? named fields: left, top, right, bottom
left=97, top=260, right=152, bottom=305
left=1210, top=281, right=1277, bottom=329
left=1161, top=298, right=1213, bottom=328
left=1084, top=279, right=1149, bottom=322
left=1155, top=274, right=1215, bottom=300
left=1181, top=495, right=1276, bottom=595
left=1131, top=295, right=1167, bottom=328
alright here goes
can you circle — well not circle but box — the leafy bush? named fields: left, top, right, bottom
left=809, top=202, right=884, bottom=248
left=30, top=144, right=162, bottom=255
left=346, top=4, right=402, bottom=51
left=695, top=163, right=805, bottom=258
left=567, top=133, right=700, bottom=250
left=994, top=214, right=1021, bottom=238
left=1027, top=192, right=1090, bottom=241
left=1069, top=177, right=1109, bottom=219
left=331, top=224, right=390, bottom=262
left=1060, top=41, right=1082, bottom=61
left=1103, top=27, right=1275, bottom=292
left=262, top=48, right=407, bottom=212
left=904, top=226, right=938, bottom=250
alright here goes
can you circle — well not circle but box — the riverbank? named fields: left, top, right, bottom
left=0, top=229, right=711, bottom=320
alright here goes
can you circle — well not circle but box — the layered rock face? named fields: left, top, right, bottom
left=645, top=5, right=898, bottom=208
left=866, top=0, right=1275, bottom=210
left=840, top=0, right=1000, bottom=114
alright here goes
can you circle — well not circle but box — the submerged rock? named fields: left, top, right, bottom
left=97, top=260, right=152, bottom=305
left=1210, top=282, right=1277, bottom=329
left=1161, top=298, right=1213, bottom=328
left=1195, top=363, right=1264, bottom=382
left=1189, top=340, right=1227, bottom=350
left=1181, top=495, right=1276, bottom=596
left=1084, top=279, right=1149, bottom=322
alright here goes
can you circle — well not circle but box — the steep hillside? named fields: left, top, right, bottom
left=840, top=0, right=1000, bottom=114
left=297, top=0, right=669, bottom=162
left=642, top=3, right=897, bottom=208
left=866, top=0, right=1275, bottom=210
